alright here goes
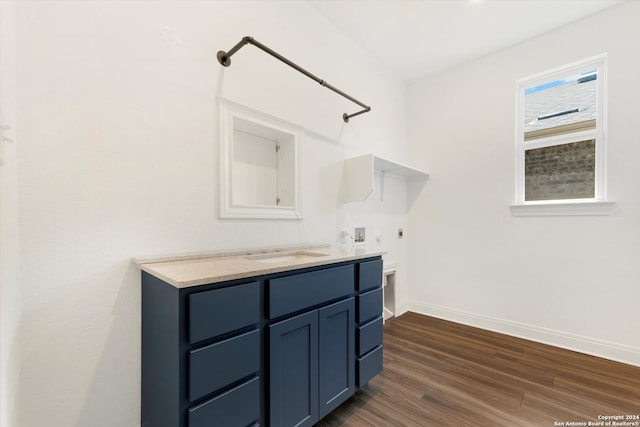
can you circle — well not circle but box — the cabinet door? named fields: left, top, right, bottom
left=269, top=311, right=318, bottom=427
left=318, top=298, right=355, bottom=419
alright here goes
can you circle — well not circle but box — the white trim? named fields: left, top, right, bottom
left=382, top=263, right=398, bottom=323
left=218, top=98, right=303, bottom=220
left=514, top=53, right=608, bottom=206
left=515, top=53, right=608, bottom=90
left=395, top=301, right=410, bottom=317
left=409, top=301, right=640, bottom=367
left=522, top=128, right=598, bottom=150
left=524, top=119, right=595, bottom=141
left=510, top=200, right=615, bottom=216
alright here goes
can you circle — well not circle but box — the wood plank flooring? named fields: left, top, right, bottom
left=316, top=312, right=640, bottom=427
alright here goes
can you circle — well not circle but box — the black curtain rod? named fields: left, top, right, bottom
left=217, top=36, right=371, bottom=123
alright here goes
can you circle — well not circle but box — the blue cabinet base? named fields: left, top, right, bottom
left=141, top=257, right=383, bottom=427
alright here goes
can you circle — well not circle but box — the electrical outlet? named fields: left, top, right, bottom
left=398, top=228, right=404, bottom=239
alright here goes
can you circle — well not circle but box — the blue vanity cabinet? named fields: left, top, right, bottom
left=141, top=255, right=383, bottom=427
left=269, top=298, right=356, bottom=426
left=356, top=259, right=384, bottom=387
left=267, top=265, right=356, bottom=427
left=141, top=273, right=261, bottom=427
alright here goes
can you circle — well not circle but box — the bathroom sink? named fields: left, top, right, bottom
left=246, top=251, right=328, bottom=264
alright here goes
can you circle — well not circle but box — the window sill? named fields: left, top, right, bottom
left=510, top=200, right=616, bottom=216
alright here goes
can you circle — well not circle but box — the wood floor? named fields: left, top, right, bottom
left=316, top=312, right=640, bottom=427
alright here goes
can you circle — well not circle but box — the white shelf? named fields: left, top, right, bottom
left=373, top=156, right=428, bottom=180
left=343, top=154, right=429, bottom=202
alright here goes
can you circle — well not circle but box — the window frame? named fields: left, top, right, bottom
left=511, top=53, right=614, bottom=216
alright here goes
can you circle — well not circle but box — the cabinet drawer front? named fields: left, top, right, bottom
left=188, top=376, right=259, bottom=427
left=357, top=316, right=383, bottom=356
left=357, top=345, right=383, bottom=387
left=188, top=281, right=259, bottom=344
left=268, top=265, right=354, bottom=319
left=189, top=329, right=260, bottom=402
left=357, top=259, right=382, bottom=292
left=357, top=287, right=382, bottom=323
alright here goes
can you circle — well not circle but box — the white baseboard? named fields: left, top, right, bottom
left=408, top=301, right=640, bottom=367
left=395, top=300, right=410, bottom=317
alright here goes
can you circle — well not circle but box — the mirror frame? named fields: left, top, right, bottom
left=218, top=98, right=303, bottom=219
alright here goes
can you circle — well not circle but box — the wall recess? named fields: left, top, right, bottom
left=219, top=98, right=303, bottom=219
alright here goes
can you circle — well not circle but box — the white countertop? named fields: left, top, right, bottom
left=134, top=245, right=386, bottom=288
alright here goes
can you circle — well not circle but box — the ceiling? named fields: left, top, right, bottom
left=309, top=0, right=624, bottom=84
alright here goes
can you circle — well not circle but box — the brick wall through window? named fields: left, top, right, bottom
left=524, top=139, right=595, bottom=201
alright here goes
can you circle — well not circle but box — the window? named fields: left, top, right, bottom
left=512, top=54, right=614, bottom=216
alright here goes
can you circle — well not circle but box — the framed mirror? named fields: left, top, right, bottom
left=219, top=98, right=303, bottom=219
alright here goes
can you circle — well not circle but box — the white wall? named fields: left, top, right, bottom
left=0, top=1, right=21, bottom=426
left=15, top=1, right=409, bottom=426
left=407, top=1, right=640, bottom=366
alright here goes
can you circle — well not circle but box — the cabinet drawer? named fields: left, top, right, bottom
left=357, top=259, right=382, bottom=292
left=357, top=345, right=383, bottom=387
left=189, top=329, right=260, bottom=402
left=188, top=376, right=259, bottom=427
left=357, top=316, right=383, bottom=356
left=268, top=265, right=354, bottom=319
left=188, top=282, right=259, bottom=344
left=357, top=288, right=382, bottom=323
